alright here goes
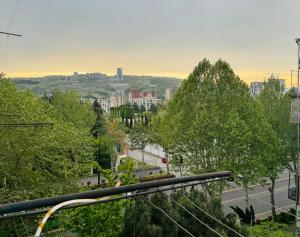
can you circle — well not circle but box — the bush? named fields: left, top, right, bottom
left=247, top=222, right=293, bottom=237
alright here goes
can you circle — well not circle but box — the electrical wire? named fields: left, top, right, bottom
left=20, top=216, right=30, bottom=237
left=183, top=194, right=244, bottom=237
left=227, top=183, right=296, bottom=218
left=0, top=0, right=3, bottom=20
left=1, top=34, right=9, bottom=73
left=12, top=217, right=20, bottom=237
left=171, top=198, right=224, bottom=237
left=148, top=199, right=197, bottom=237
left=0, top=0, right=6, bottom=21
left=6, top=0, right=21, bottom=32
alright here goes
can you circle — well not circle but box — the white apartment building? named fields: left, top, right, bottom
left=128, top=89, right=160, bottom=111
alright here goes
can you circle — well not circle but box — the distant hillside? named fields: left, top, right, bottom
left=11, top=74, right=182, bottom=99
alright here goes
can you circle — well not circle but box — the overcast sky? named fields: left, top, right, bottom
left=1, top=0, right=300, bottom=83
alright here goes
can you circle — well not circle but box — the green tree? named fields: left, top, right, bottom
left=91, top=99, right=108, bottom=184
left=91, top=99, right=106, bottom=138
left=0, top=79, right=94, bottom=235
left=122, top=190, right=240, bottom=237
left=150, top=114, right=171, bottom=174
left=257, top=78, right=288, bottom=221
left=129, top=124, right=150, bottom=163
left=50, top=90, right=95, bottom=130
left=163, top=59, right=275, bottom=202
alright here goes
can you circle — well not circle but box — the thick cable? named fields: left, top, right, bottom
left=148, top=199, right=197, bottom=237
left=0, top=178, right=228, bottom=219
left=171, top=198, right=223, bottom=237
left=34, top=180, right=121, bottom=237
left=183, top=194, right=244, bottom=237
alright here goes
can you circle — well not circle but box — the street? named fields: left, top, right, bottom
left=128, top=149, right=295, bottom=220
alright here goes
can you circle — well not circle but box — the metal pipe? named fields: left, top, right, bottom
left=0, top=177, right=228, bottom=219
left=0, top=171, right=232, bottom=215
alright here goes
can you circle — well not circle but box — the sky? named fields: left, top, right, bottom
left=0, top=0, right=300, bottom=84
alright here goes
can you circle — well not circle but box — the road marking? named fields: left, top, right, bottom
left=222, top=187, right=288, bottom=204
left=223, top=177, right=291, bottom=194
left=256, top=204, right=295, bottom=217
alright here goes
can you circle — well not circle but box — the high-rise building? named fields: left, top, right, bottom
left=250, top=81, right=264, bottom=96
left=165, top=87, right=177, bottom=100
left=128, top=89, right=160, bottom=111
left=116, top=68, right=123, bottom=80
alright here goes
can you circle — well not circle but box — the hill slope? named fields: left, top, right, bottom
left=12, top=75, right=182, bottom=99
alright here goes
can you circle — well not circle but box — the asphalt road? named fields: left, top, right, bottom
left=128, top=149, right=296, bottom=220
left=222, top=175, right=295, bottom=220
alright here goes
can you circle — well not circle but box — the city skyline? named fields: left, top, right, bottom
left=1, top=0, right=300, bottom=84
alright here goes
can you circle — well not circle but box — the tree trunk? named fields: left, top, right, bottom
left=269, top=178, right=276, bottom=222
left=244, top=185, right=249, bottom=208
left=166, top=152, right=170, bottom=175
left=97, top=143, right=101, bottom=186
left=141, top=149, right=145, bottom=163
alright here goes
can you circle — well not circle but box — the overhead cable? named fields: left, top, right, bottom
left=149, top=199, right=197, bottom=237
left=171, top=198, right=224, bottom=237
left=183, top=194, right=244, bottom=237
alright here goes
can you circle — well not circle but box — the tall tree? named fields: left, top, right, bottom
left=257, top=78, right=289, bottom=221
left=0, top=79, right=93, bottom=203
left=50, top=90, right=95, bottom=130
left=163, top=59, right=275, bottom=202
left=91, top=99, right=107, bottom=184
left=129, top=124, right=150, bottom=163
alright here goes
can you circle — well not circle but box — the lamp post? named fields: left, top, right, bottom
left=291, top=70, right=295, bottom=89
left=295, top=38, right=300, bottom=236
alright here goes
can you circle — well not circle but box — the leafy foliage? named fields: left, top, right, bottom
left=247, top=222, right=293, bottom=237
left=230, top=205, right=255, bottom=225
left=62, top=164, right=138, bottom=237
left=0, top=79, right=93, bottom=203
left=154, top=59, right=280, bottom=198
left=122, top=190, right=242, bottom=237
left=50, top=90, right=95, bottom=130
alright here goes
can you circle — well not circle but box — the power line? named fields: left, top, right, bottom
left=227, top=183, right=296, bottom=218
left=171, top=198, right=224, bottom=237
left=183, top=194, right=244, bottom=237
left=0, top=31, right=22, bottom=37
left=1, top=35, right=9, bottom=72
left=0, top=0, right=6, bottom=21
left=148, top=199, right=197, bottom=237
left=20, top=216, right=30, bottom=237
left=6, top=0, right=21, bottom=32
left=0, top=1, right=3, bottom=20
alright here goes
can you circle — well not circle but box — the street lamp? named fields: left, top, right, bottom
left=293, top=38, right=300, bottom=236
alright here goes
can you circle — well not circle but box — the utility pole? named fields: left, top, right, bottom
left=295, top=38, right=300, bottom=236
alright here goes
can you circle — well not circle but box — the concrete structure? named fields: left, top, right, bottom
left=165, top=87, right=177, bottom=100
left=128, top=89, right=160, bottom=111
left=110, top=90, right=126, bottom=108
left=250, top=81, right=264, bottom=96
left=116, top=68, right=123, bottom=80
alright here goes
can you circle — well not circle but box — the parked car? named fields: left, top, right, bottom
left=161, top=158, right=170, bottom=164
